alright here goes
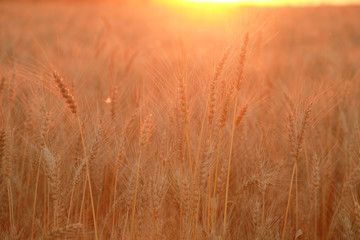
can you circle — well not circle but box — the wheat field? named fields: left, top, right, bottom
left=1, top=1, right=360, bottom=239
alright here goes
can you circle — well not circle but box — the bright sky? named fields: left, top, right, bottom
left=178, top=0, right=360, bottom=6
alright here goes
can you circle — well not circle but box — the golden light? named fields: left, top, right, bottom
left=182, top=0, right=245, bottom=2
left=164, top=0, right=301, bottom=8
left=160, top=0, right=256, bottom=21
left=168, top=0, right=360, bottom=6
left=176, top=0, right=283, bottom=6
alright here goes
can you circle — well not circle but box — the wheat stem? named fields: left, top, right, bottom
left=281, top=161, right=296, bottom=240
left=30, top=151, right=43, bottom=240
left=130, top=150, right=143, bottom=239
left=78, top=175, right=87, bottom=223
left=76, top=115, right=98, bottom=240
left=222, top=93, right=239, bottom=238
left=111, top=171, right=119, bottom=238
left=185, top=127, right=193, bottom=179
left=211, top=129, right=223, bottom=228
left=7, top=179, right=14, bottom=240
left=122, top=209, right=130, bottom=240
left=17, top=137, right=29, bottom=212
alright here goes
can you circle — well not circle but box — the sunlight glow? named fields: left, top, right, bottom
left=177, top=0, right=293, bottom=7
left=176, top=0, right=360, bottom=6
left=183, top=0, right=245, bottom=2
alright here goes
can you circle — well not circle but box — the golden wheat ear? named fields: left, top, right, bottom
left=0, top=129, right=5, bottom=164
left=236, top=33, right=249, bottom=91
left=0, top=77, right=5, bottom=96
left=52, top=70, right=77, bottom=114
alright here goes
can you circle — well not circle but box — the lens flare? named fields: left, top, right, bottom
left=182, top=0, right=244, bottom=2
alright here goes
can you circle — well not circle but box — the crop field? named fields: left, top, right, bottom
left=1, top=1, right=360, bottom=239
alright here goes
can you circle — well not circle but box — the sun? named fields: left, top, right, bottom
left=182, top=0, right=245, bottom=2
left=176, top=0, right=287, bottom=6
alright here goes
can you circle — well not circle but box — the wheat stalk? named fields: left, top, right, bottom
left=52, top=70, right=98, bottom=240
left=130, top=114, right=153, bottom=239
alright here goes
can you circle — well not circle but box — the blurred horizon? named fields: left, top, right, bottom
left=1, top=0, right=360, bottom=7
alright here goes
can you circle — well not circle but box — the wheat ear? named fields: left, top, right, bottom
left=53, top=70, right=98, bottom=240
left=282, top=102, right=312, bottom=240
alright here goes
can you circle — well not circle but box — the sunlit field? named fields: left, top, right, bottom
left=1, top=1, right=360, bottom=239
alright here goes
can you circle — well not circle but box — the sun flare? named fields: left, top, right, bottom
left=175, top=0, right=289, bottom=6
left=182, top=0, right=244, bottom=2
